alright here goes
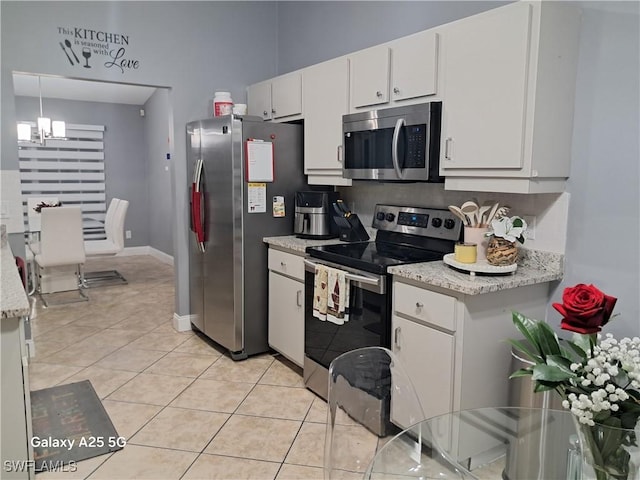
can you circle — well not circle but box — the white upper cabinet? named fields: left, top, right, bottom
left=247, top=81, right=272, bottom=120
left=440, top=2, right=581, bottom=193
left=247, top=72, right=303, bottom=121
left=303, top=57, right=352, bottom=186
left=350, top=46, right=391, bottom=109
left=390, top=30, right=438, bottom=102
left=349, top=30, right=439, bottom=112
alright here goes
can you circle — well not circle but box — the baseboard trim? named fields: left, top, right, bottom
left=118, top=246, right=174, bottom=265
left=173, top=313, right=194, bottom=332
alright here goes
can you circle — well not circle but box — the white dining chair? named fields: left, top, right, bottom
left=34, top=206, right=88, bottom=306
left=324, top=347, right=428, bottom=479
left=82, top=198, right=129, bottom=286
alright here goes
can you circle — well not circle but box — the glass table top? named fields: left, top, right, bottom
left=364, top=407, right=578, bottom=480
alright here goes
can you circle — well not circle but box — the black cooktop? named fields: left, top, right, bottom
left=306, top=240, right=445, bottom=275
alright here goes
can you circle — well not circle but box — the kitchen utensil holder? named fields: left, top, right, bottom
left=334, top=214, right=370, bottom=242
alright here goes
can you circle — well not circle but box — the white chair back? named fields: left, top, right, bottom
left=37, top=207, right=86, bottom=267
left=26, top=196, right=59, bottom=231
left=109, top=199, right=128, bottom=251
left=103, top=198, right=120, bottom=238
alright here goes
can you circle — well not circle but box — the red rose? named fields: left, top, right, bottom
left=553, top=284, right=617, bottom=334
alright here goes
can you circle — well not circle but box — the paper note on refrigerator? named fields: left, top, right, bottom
left=248, top=183, right=267, bottom=213
left=246, top=140, right=274, bottom=182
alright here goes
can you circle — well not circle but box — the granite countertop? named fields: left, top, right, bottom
left=263, top=235, right=342, bottom=254
left=390, top=249, right=564, bottom=295
left=263, top=235, right=563, bottom=295
left=1, top=241, right=30, bottom=319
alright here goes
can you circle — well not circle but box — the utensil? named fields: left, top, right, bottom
left=485, top=203, right=500, bottom=225
left=477, top=201, right=493, bottom=226
left=59, top=42, right=74, bottom=65
left=65, top=39, right=80, bottom=63
left=493, top=206, right=511, bottom=220
left=448, top=205, right=469, bottom=226
left=460, top=201, right=480, bottom=227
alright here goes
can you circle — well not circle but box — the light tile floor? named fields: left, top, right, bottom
left=28, top=255, right=364, bottom=480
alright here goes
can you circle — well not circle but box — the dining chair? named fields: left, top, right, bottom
left=34, top=206, right=88, bottom=306
left=82, top=198, right=129, bottom=287
left=324, top=346, right=428, bottom=479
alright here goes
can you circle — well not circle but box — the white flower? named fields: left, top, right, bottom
left=489, top=216, right=528, bottom=243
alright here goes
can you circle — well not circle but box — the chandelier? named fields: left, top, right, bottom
left=17, top=76, right=66, bottom=144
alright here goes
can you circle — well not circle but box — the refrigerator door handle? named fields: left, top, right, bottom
left=191, top=158, right=206, bottom=252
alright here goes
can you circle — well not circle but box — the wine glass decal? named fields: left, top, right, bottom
left=82, top=47, right=92, bottom=68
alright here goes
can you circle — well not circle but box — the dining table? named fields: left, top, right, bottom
left=364, top=407, right=580, bottom=480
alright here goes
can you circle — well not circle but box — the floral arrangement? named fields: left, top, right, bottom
left=33, top=201, right=61, bottom=213
left=510, top=284, right=640, bottom=480
left=486, top=215, right=528, bottom=244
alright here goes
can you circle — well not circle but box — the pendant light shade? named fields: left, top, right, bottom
left=17, top=76, right=66, bottom=144
left=17, top=123, right=32, bottom=141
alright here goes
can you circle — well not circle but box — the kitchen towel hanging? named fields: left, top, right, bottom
left=313, top=264, right=350, bottom=325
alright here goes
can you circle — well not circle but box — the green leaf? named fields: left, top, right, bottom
left=512, top=312, right=543, bottom=356
left=532, top=364, right=574, bottom=382
left=533, top=320, right=562, bottom=357
left=507, top=338, right=543, bottom=364
left=545, top=355, right=576, bottom=377
left=564, top=339, right=588, bottom=361
left=509, top=368, right=533, bottom=379
left=533, top=381, right=558, bottom=392
left=572, top=333, right=593, bottom=356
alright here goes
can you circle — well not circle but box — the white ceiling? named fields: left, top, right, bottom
left=12, top=73, right=157, bottom=105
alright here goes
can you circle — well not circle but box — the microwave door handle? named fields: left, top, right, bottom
left=392, top=118, right=406, bottom=179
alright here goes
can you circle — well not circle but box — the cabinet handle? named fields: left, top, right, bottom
left=271, top=109, right=276, bottom=114
left=394, top=327, right=401, bottom=349
left=280, top=261, right=286, bottom=267
left=416, top=302, right=424, bottom=310
left=445, top=138, right=453, bottom=161
left=263, top=110, right=268, bottom=117
left=337, top=145, right=343, bottom=163
left=376, top=91, right=383, bottom=98
left=393, top=87, right=400, bottom=94
left=296, top=290, right=302, bottom=307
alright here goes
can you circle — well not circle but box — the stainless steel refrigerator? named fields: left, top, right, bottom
left=187, top=115, right=307, bottom=360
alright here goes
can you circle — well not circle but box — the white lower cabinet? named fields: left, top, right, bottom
left=391, top=278, right=553, bottom=461
left=267, top=249, right=305, bottom=367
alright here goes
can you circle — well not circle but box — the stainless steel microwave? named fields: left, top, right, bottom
left=342, top=102, right=442, bottom=182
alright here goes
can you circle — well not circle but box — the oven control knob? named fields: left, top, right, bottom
left=444, top=218, right=456, bottom=229
left=431, top=218, right=442, bottom=228
left=385, top=213, right=396, bottom=222
left=376, top=212, right=386, bottom=221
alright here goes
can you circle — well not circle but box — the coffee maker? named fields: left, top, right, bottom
left=294, top=191, right=339, bottom=239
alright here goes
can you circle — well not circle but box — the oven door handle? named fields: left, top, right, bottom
left=303, top=259, right=380, bottom=287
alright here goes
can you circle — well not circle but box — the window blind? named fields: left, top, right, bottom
left=18, top=123, right=107, bottom=240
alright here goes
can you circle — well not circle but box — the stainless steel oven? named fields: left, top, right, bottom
left=342, top=102, right=442, bottom=182
left=302, top=204, right=463, bottom=400
left=303, top=258, right=390, bottom=400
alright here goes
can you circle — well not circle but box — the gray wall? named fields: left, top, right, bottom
left=276, top=1, right=510, bottom=73
left=1, top=1, right=279, bottom=315
left=275, top=1, right=640, bottom=338
left=14, top=96, right=149, bottom=248
left=144, top=88, right=174, bottom=256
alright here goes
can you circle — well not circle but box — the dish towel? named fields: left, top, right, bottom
left=313, top=265, right=329, bottom=321
left=326, top=267, right=350, bottom=325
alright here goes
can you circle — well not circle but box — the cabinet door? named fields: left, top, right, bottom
left=391, top=315, right=455, bottom=424
left=272, top=72, right=303, bottom=119
left=350, top=46, right=390, bottom=109
left=247, top=82, right=272, bottom=121
left=441, top=3, right=531, bottom=170
left=391, top=31, right=438, bottom=101
left=268, top=271, right=304, bottom=367
left=303, top=58, right=351, bottom=181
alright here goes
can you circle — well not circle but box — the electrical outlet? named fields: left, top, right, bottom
left=125, top=230, right=132, bottom=239
left=522, top=215, right=536, bottom=240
